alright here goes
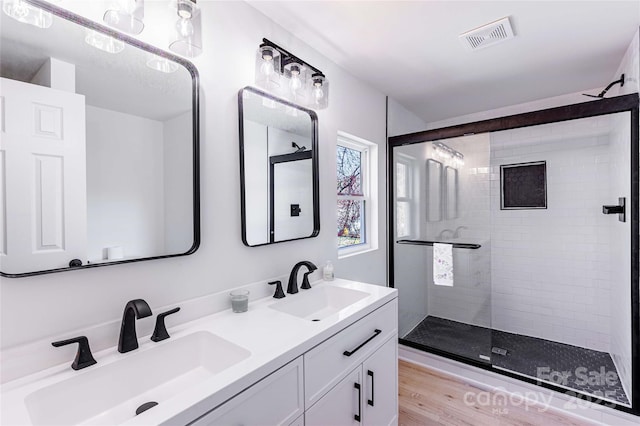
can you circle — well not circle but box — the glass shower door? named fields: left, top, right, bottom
left=488, top=112, right=633, bottom=407
left=393, top=134, right=493, bottom=364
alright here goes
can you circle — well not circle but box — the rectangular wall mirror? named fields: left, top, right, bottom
left=426, top=158, right=442, bottom=222
left=0, top=1, right=200, bottom=277
left=444, top=166, right=458, bottom=219
left=238, top=86, right=319, bottom=246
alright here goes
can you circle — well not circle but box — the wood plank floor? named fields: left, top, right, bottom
left=398, top=360, right=597, bottom=426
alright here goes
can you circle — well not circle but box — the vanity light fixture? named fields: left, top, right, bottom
left=103, top=0, right=145, bottom=35
left=255, top=38, right=329, bottom=110
left=169, top=0, right=202, bottom=58
left=433, top=142, right=464, bottom=167
left=85, top=29, right=125, bottom=54
left=2, top=0, right=52, bottom=28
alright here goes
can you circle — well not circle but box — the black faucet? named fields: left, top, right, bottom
left=118, top=299, right=152, bottom=353
left=287, top=261, right=318, bottom=294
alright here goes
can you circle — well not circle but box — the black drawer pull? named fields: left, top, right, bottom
left=354, top=382, right=362, bottom=422
left=343, top=329, right=382, bottom=357
left=367, top=370, right=375, bottom=406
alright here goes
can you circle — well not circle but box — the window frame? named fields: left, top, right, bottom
left=395, top=156, right=413, bottom=239
left=337, top=132, right=378, bottom=258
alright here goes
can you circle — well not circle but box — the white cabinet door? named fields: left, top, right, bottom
left=305, top=366, right=363, bottom=426
left=0, top=77, right=87, bottom=274
left=363, top=336, right=398, bottom=426
left=191, top=357, right=304, bottom=426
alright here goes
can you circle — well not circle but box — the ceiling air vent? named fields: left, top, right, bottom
left=459, top=17, right=515, bottom=51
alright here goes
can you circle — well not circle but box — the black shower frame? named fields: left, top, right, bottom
left=387, top=93, right=640, bottom=416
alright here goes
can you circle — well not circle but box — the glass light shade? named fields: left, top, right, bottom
left=255, top=45, right=281, bottom=91
left=3, top=0, right=52, bottom=28
left=85, top=30, right=125, bottom=54
left=169, top=2, right=202, bottom=58
left=146, top=54, right=178, bottom=73
left=103, top=0, right=144, bottom=35
left=309, top=73, right=329, bottom=109
left=283, top=61, right=308, bottom=103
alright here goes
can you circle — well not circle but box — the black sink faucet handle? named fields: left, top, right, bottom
left=52, top=336, right=97, bottom=370
left=151, top=307, right=181, bottom=342
left=301, top=271, right=313, bottom=290
left=269, top=280, right=286, bottom=299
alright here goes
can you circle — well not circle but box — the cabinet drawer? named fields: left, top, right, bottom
left=191, top=357, right=303, bottom=426
left=304, top=299, right=397, bottom=407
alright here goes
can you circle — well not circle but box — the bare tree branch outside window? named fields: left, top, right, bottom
left=337, top=145, right=364, bottom=247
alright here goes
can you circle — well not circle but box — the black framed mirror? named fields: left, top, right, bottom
left=0, top=0, right=200, bottom=277
left=238, top=86, right=319, bottom=247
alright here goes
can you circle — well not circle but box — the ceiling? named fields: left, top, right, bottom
left=248, top=1, right=640, bottom=123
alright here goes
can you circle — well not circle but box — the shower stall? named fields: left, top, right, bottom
left=389, top=94, right=639, bottom=414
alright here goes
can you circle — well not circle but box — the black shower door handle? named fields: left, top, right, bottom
left=343, top=329, right=382, bottom=357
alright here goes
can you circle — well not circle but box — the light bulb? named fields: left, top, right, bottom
left=313, top=86, right=324, bottom=103
left=290, top=75, right=302, bottom=92
left=289, top=65, right=302, bottom=93
left=175, top=17, right=194, bottom=38
left=313, top=78, right=324, bottom=104
left=260, top=60, right=274, bottom=76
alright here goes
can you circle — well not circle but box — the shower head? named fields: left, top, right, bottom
left=583, top=74, right=625, bottom=99
left=292, top=142, right=306, bottom=153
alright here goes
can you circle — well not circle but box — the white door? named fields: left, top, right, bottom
left=305, top=366, right=363, bottom=426
left=363, top=336, right=399, bottom=426
left=0, top=77, right=87, bottom=274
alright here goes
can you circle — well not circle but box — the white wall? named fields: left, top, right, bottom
left=163, top=111, right=194, bottom=254
left=86, top=105, right=165, bottom=262
left=243, top=120, right=270, bottom=245
left=0, top=1, right=388, bottom=375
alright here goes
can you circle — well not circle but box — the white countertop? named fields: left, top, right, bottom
left=1, top=279, right=397, bottom=425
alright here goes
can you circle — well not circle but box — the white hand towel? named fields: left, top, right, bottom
left=433, top=243, right=453, bottom=286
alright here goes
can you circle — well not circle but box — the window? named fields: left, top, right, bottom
left=337, top=132, right=377, bottom=257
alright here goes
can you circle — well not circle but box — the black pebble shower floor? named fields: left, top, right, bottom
left=404, top=316, right=630, bottom=406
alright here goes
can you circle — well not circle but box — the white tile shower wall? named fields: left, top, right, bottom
left=427, top=134, right=492, bottom=328
left=490, top=117, right=614, bottom=352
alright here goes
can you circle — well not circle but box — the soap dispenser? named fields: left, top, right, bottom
left=323, top=261, right=334, bottom=281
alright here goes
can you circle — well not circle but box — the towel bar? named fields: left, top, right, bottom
left=396, top=239, right=481, bottom=249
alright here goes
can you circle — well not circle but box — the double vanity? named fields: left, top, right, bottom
left=1, top=279, right=398, bottom=425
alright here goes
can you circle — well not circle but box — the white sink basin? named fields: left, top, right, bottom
left=24, top=331, right=250, bottom=425
left=270, top=285, right=369, bottom=320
